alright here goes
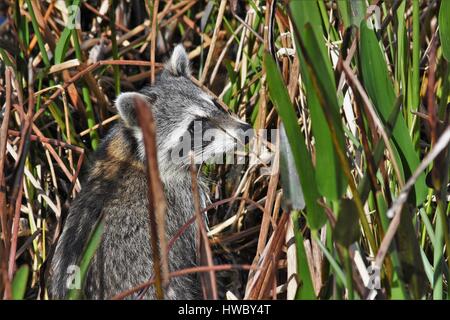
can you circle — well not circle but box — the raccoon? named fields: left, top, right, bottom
left=48, top=45, right=252, bottom=300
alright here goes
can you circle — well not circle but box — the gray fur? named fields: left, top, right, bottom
left=165, top=44, right=191, bottom=77
left=48, top=45, right=251, bottom=300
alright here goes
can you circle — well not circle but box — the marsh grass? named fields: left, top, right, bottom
left=0, top=0, right=449, bottom=300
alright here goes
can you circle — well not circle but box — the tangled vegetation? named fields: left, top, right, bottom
left=0, top=0, right=449, bottom=300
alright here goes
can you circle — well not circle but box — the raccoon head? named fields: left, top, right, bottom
left=115, top=45, right=252, bottom=177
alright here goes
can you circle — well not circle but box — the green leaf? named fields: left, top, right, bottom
left=292, top=211, right=316, bottom=300
left=289, top=0, right=347, bottom=200
left=395, top=1, right=407, bottom=100
left=68, top=219, right=105, bottom=299
left=264, top=52, right=326, bottom=230
left=357, top=97, right=402, bottom=203
left=0, top=48, right=14, bottom=68
left=376, top=192, right=407, bottom=299
left=54, top=27, right=72, bottom=64
left=359, top=23, right=427, bottom=205
left=336, top=0, right=351, bottom=29
left=349, top=0, right=366, bottom=27
left=25, top=0, right=50, bottom=66
left=12, top=265, right=30, bottom=300
left=313, top=231, right=347, bottom=286
left=333, top=199, right=360, bottom=247
left=279, top=124, right=305, bottom=211
left=439, top=0, right=450, bottom=61
left=396, top=207, right=427, bottom=299
left=337, top=0, right=366, bottom=29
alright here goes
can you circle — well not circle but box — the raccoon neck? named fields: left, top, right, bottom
left=161, top=171, right=208, bottom=211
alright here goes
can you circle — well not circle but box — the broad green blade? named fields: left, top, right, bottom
left=376, top=192, right=407, bottom=299
left=279, top=124, right=305, bottom=211
left=336, top=0, right=351, bottom=29
left=55, top=27, right=73, bottom=64
left=333, top=199, right=360, bottom=247
left=12, top=265, right=30, bottom=300
left=338, top=0, right=367, bottom=29
left=349, top=0, right=366, bottom=27
left=289, top=0, right=347, bottom=201
left=264, top=52, right=326, bottom=230
left=396, top=208, right=427, bottom=299
left=439, top=0, right=450, bottom=61
left=359, top=23, right=427, bottom=205
left=292, top=211, right=316, bottom=300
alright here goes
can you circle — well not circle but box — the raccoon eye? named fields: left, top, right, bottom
left=187, top=117, right=214, bottom=136
left=213, top=100, right=231, bottom=115
left=186, top=117, right=215, bottom=150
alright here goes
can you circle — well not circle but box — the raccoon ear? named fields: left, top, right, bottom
left=115, top=92, right=151, bottom=127
left=165, top=44, right=191, bottom=77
